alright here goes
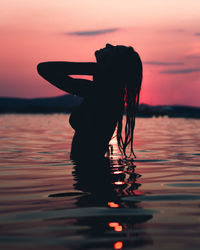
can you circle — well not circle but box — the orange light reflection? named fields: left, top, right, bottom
left=114, top=241, right=123, bottom=249
left=134, top=190, right=144, bottom=195
left=108, top=202, right=119, bottom=208
left=109, top=222, right=119, bottom=227
left=114, top=181, right=125, bottom=185
left=113, top=171, right=123, bottom=174
left=115, top=225, right=123, bottom=232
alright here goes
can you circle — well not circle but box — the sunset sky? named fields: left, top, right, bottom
left=0, top=0, right=200, bottom=106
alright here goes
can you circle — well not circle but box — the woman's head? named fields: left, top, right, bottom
left=95, top=43, right=143, bottom=158
left=95, top=43, right=142, bottom=89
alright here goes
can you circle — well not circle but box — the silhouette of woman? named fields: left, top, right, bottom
left=37, top=44, right=142, bottom=161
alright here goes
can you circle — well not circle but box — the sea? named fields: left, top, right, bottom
left=0, top=114, right=200, bottom=250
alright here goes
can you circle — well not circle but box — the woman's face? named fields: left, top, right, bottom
left=95, top=43, right=115, bottom=64
left=95, top=44, right=130, bottom=64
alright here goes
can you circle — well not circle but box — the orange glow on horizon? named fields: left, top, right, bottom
left=1, top=0, right=200, bottom=106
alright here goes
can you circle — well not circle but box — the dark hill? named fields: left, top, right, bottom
left=0, top=95, right=83, bottom=113
left=0, top=95, right=200, bottom=118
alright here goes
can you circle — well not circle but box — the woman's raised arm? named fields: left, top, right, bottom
left=37, top=62, right=97, bottom=97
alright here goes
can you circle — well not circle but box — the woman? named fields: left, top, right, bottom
left=37, top=43, right=142, bottom=161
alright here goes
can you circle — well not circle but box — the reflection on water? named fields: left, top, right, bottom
left=0, top=114, right=200, bottom=250
left=62, top=158, right=154, bottom=249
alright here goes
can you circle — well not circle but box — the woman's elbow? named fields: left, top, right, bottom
left=37, top=62, right=49, bottom=77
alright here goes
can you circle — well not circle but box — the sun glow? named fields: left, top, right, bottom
left=1, top=0, right=200, bottom=106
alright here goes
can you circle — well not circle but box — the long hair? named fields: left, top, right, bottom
left=115, top=47, right=143, bottom=158
left=95, top=44, right=143, bottom=158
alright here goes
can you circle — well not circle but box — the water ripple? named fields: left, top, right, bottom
left=0, top=115, right=200, bottom=250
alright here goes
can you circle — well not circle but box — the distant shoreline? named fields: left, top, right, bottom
left=0, top=95, right=200, bottom=118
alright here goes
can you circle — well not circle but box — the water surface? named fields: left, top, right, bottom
left=0, top=114, right=200, bottom=250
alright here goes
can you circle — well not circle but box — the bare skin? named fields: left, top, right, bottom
left=37, top=62, right=97, bottom=98
left=37, top=46, right=120, bottom=160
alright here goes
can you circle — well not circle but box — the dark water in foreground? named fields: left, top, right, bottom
left=0, top=114, right=200, bottom=250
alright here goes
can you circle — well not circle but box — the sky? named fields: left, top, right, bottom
left=0, top=0, right=200, bottom=106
